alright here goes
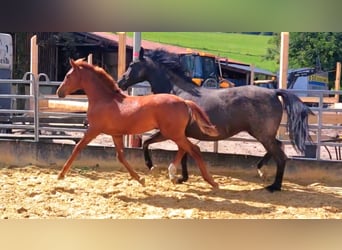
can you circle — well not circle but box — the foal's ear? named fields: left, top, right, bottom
left=139, top=47, right=145, bottom=60
left=69, top=58, right=77, bottom=69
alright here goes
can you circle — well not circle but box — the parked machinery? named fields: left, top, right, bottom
left=179, top=51, right=235, bottom=89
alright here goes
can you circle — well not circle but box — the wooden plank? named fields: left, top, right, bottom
left=300, top=96, right=338, bottom=104
left=39, top=95, right=88, bottom=113
left=278, top=111, right=342, bottom=140
left=42, top=100, right=88, bottom=112
left=277, top=133, right=333, bottom=142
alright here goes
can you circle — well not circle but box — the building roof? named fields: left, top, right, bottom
left=84, top=32, right=275, bottom=76
left=88, top=32, right=247, bottom=65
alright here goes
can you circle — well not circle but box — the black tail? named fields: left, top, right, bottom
left=276, top=89, right=314, bottom=153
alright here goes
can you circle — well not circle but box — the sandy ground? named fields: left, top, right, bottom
left=1, top=165, right=342, bottom=219
left=1, top=131, right=341, bottom=219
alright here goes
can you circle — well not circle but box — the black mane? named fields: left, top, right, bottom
left=145, top=49, right=193, bottom=82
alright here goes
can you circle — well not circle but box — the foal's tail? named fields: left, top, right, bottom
left=185, top=100, right=219, bottom=137
left=276, top=89, right=314, bottom=153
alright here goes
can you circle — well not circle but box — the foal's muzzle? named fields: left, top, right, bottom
left=56, top=88, right=66, bottom=98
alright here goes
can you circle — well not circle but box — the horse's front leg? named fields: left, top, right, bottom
left=178, top=154, right=189, bottom=183
left=143, top=131, right=167, bottom=170
left=58, top=129, right=99, bottom=179
left=112, top=135, right=145, bottom=186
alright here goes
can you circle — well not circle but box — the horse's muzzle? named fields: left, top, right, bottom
left=117, top=78, right=128, bottom=90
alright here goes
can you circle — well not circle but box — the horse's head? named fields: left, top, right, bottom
left=57, top=58, right=84, bottom=98
left=118, top=48, right=149, bottom=91
left=118, top=48, right=174, bottom=94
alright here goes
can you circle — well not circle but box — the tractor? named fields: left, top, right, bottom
left=179, top=51, right=234, bottom=89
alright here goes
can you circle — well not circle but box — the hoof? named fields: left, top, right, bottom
left=57, top=173, right=65, bottom=180
left=138, top=177, right=145, bottom=186
left=265, top=184, right=281, bottom=193
left=176, top=177, right=185, bottom=184
left=150, top=166, right=161, bottom=177
left=257, top=169, right=268, bottom=182
left=257, top=169, right=264, bottom=178
left=170, top=176, right=178, bottom=185
left=211, top=182, right=219, bottom=189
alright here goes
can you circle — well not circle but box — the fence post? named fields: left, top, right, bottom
left=335, top=62, right=341, bottom=103
left=315, top=92, right=324, bottom=160
left=33, top=74, right=39, bottom=142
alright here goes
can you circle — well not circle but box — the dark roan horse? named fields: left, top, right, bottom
left=56, top=58, right=220, bottom=188
left=118, top=48, right=314, bottom=192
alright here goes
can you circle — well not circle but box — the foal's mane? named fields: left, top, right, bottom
left=75, top=59, right=125, bottom=96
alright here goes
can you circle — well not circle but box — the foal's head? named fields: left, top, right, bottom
left=57, top=58, right=123, bottom=98
left=57, top=58, right=84, bottom=98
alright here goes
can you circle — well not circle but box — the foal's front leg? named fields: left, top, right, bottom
left=112, top=135, right=145, bottom=186
left=58, top=129, right=99, bottom=179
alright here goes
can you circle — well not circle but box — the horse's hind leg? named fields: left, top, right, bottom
left=256, top=140, right=284, bottom=179
left=112, top=135, right=145, bottom=186
left=262, top=138, right=287, bottom=192
left=256, top=152, right=272, bottom=179
left=179, top=154, right=189, bottom=183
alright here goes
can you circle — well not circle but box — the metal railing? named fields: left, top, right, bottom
left=0, top=73, right=87, bottom=142
left=0, top=73, right=341, bottom=161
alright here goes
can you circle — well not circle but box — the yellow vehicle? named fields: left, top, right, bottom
left=179, top=51, right=234, bottom=88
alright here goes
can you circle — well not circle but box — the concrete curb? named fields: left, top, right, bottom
left=1, top=140, right=341, bottom=185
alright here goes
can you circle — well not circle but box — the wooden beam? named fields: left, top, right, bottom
left=335, top=62, right=341, bottom=102
left=279, top=32, right=289, bottom=89
left=87, top=53, right=93, bottom=64
left=250, top=64, right=255, bottom=85
left=300, top=96, right=338, bottom=104
left=30, top=35, right=38, bottom=80
left=117, top=32, right=126, bottom=79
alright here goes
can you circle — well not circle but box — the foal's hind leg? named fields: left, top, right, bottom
left=174, top=138, right=218, bottom=188
left=143, top=132, right=190, bottom=183
left=165, top=148, right=189, bottom=184
left=168, top=147, right=186, bottom=184
left=112, top=135, right=145, bottom=186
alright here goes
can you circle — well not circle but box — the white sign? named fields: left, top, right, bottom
left=0, top=33, right=13, bottom=69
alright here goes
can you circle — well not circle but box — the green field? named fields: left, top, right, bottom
left=126, top=32, right=278, bottom=73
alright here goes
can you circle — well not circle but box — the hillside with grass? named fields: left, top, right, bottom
left=127, top=32, right=278, bottom=73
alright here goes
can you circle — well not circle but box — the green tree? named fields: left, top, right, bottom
left=265, top=32, right=342, bottom=71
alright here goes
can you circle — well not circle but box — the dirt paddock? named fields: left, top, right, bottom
left=1, top=164, right=342, bottom=219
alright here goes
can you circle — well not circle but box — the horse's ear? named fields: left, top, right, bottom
left=139, top=47, right=144, bottom=60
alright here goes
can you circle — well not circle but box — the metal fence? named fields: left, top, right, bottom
left=0, top=73, right=87, bottom=143
left=0, top=73, right=341, bottom=161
